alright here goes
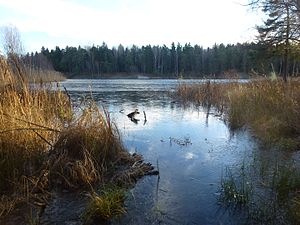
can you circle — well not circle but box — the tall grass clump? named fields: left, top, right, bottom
left=228, top=79, right=300, bottom=149
left=49, top=104, right=129, bottom=189
left=177, top=81, right=240, bottom=113
left=177, top=79, right=300, bottom=150
left=0, top=55, right=71, bottom=194
left=0, top=53, right=137, bottom=221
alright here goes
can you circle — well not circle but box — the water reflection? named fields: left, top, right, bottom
left=60, top=79, right=256, bottom=225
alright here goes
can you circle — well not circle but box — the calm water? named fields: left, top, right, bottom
left=61, top=79, right=257, bottom=225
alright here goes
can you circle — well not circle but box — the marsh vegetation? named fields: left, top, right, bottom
left=0, top=53, right=156, bottom=224
left=177, top=79, right=300, bottom=224
left=177, top=79, right=300, bottom=150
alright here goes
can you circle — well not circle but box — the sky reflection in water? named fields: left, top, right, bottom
left=61, top=79, right=256, bottom=225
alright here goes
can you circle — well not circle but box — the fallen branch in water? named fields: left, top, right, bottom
left=143, top=111, right=147, bottom=122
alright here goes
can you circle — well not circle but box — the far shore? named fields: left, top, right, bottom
left=66, top=72, right=250, bottom=80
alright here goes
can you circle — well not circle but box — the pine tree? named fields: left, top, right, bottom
left=254, top=0, right=300, bottom=81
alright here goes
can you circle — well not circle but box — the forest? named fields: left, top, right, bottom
left=24, top=42, right=300, bottom=78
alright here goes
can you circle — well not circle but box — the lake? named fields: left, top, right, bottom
left=60, top=79, right=260, bottom=225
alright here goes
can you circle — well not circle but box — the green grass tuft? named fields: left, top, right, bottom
left=82, top=187, right=126, bottom=224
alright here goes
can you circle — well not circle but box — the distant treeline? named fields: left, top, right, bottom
left=24, top=42, right=300, bottom=78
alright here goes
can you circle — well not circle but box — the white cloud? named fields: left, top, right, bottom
left=0, top=0, right=261, bottom=51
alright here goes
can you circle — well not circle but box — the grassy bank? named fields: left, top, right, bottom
left=177, top=79, right=300, bottom=150
left=0, top=56, right=154, bottom=224
left=26, top=68, right=66, bottom=82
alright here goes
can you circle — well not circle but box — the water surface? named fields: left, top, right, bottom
left=61, top=79, right=257, bottom=225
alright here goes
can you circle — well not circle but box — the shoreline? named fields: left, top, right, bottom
left=66, top=73, right=250, bottom=80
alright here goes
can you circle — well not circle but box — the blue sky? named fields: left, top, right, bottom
left=0, top=0, right=262, bottom=52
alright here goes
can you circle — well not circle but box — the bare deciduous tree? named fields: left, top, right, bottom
left=1, top=25, right=26, bottom=82
left=1, top=25, right=23, bottom=56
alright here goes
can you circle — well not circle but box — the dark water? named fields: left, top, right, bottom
left=60, top=79, right=257, bottom=225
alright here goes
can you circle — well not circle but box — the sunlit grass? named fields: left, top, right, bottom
left=0, top=56, right=71, bottom=193
left=49, top=103, right=129, bottom=189
left=177, top=79, right=300, bottom=150
left=0, top=54, right=133, bottom=221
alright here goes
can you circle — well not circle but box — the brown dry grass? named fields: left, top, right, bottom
left=25, top=68, right=65, bottom=83
left=177, top=79, right=300, bottom=150
left=0, top=54, right=138, bottom=220
left=177, top=80, right=240, bottom=113
left=48, top=104, right=128, bottom=189
left=0, top=56, right=71, bottom=194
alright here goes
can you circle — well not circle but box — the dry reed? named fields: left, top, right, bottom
left=0, top=54, right=134, bottom=220
left=0, top=56, right=70, bottom=193
left=25, top=68, right=65, bottom=83
left=48, top=104, right=128, bottom=189
left=177, top=79, right=300, bottom=150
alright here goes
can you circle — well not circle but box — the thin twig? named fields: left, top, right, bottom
left=33, top=130, right=54, bottom=148
left=2, top=113, right=61, bottom=133
left=0, top=127, right=54, bottom=134
left=63, top=85, right=72, bottom=105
